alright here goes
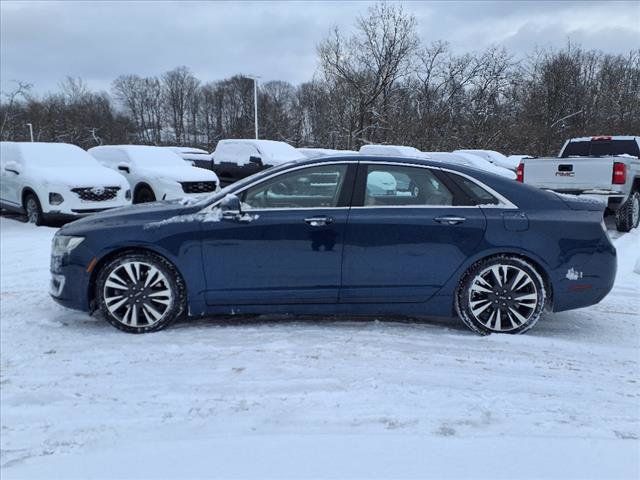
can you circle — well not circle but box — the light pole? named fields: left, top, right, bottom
left=26, top=123, right=34, bottom=142
left=247, top=75, right=260, bottom=139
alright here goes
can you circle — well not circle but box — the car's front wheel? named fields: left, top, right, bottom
left=24, top=193, right=43, bottom=225
left=455, top=256, right=546, bottom=335
left=96, top=252, right=186, bottom=333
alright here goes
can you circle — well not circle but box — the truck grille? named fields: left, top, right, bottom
left=71, top=186, right=120, bottom=201
left=181, top=181, right=217, bottom=194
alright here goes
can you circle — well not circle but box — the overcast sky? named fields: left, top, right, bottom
left=1, top=0, right=639, bottom=95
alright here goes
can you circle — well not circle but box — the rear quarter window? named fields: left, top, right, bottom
left=447, top=173, right=500, bottom=205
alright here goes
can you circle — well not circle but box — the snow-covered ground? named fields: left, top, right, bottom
left=1, top=215, right=638, bottom=479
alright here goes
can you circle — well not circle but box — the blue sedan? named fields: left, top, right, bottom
left=50, top=156, right=616, bottom=334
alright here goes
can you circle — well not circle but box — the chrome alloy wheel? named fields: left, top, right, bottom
left=467, top=264, right=538, bottom=332
left=102, top=261, right=173, bottom=327
left=26, top=197, right=39, bottom=223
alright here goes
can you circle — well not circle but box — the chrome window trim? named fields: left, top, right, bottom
left=200, top=158, right=518, bottom=212
left=360, top=161, right=518, bottom=210
left=201, top=160, right=358, bottom=212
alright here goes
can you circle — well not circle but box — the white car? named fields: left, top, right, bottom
left=88, top=145, right=220, bottom=204
left=164, top=146, right=213, bottom=170
left=432, top=152, right=516, bottom=179
left=454, top=149, right=520, bottom=171
left=0, top=142, right=131, bottom=225
left=359, top=144, right=430, bottom=159
left=297, top=148, right=359, bottom=159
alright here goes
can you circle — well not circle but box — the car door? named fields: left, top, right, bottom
left=340, top=162, right=487, bottom=303
left=201, top=161, right=357, bottom=305
left=0, top=144, right=23, bottom=208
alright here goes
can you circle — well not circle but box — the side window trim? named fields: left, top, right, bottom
left=234, top=162, right=358, bottom=211
left=353, top=162, right=463, bottom=208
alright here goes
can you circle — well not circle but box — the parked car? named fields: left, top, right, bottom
left=212, top=139, right=306, bottom=186
left=519, top=136, right=640, bottom=232
left=0, top=142, right=131, bottom=225
left=298, top=148, right=359, bottom=159
left=454, top=149, right=520, bottom=171
left=50, top=155, right=615, bottom=335
left=426, top=152, right=516, bottom=179
left=88, top=145, right=220, bottom=204
left=359, top=144, right=429, bottom=159
left=164, top=146, right=213, bottom=170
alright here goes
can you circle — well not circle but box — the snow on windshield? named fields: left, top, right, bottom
left=17, top=142, right=101, bottom=167
left=121, top=146, right=187, bottom=167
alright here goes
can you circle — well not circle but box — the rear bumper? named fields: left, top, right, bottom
left=551, top=236, right=617, bottom=312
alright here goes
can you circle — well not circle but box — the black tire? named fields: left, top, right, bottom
left=615, top=191, right=639, bottom=232
left=134, top=185, right=156, bottom=204
left=95, top=252, right=186, bottom=333
left=24, top=193, right=44, bottom=226
left=455, top=256, right=546, bottom=335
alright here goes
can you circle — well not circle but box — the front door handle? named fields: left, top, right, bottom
left=304, top=216, right=333, bottom=227
left=434, top=215, right=466, bottom=225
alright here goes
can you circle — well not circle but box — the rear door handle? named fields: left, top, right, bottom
left=304, top=216, right=333, bottom=227
left=434, top=215, right=466, bottom=225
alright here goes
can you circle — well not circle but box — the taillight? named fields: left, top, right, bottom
left=516, top=163, right=524, bottom=182
left=612, top=162, right=626, bottom=185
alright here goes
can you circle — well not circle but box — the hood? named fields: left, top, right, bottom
left=137, top=165, right=218, bottom=183
left=35, top=165, right=127, bottom=187
left=60, top=199, right=202, bottom=235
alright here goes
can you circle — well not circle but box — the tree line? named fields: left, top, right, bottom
left=1, top=3, right=639, bottom=156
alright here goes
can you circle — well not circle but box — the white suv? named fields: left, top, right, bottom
left=88, top=145, right=220, bottom=203
left=0, top=142, right=131, bottom=225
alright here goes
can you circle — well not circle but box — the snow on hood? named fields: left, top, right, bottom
left=137, top=165, right=219, bottom=183
left=35, top=165, right=128, bottom=187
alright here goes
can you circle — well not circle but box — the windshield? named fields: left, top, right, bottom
left=189, top=161, right=299, bottom=208
left=20, top=144, right=100, bottom=167
left=128, top=148, right=186, bottom=167
left=561, top=139, right=640, bottom=158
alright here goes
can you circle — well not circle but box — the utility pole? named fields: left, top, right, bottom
left=26, top=123, right=34, bottom=142
left=247, top=75, right=260, bottom=139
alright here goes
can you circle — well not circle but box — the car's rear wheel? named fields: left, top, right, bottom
left=615, top=191, right=639, bottom=232
left=134, top=185, right=156, bottom=204
left=96, top=252, right=185, bottom=333
left=24, top=193, right=43, bottom=226
left=455, top=256, right=546, bottom=335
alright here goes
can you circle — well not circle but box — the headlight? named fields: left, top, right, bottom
left=52, top=235, right=84, bottom=256
left=49, top=192, right=64, bottom=205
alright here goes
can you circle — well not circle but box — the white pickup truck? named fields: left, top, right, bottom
left=519, top=136, right=640, bottom=232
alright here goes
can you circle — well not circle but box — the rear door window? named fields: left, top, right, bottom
left=362, top=164, right=454, bottom=206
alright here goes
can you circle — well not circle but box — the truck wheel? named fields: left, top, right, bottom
left=134, top=185, right=156, bottom=204
left=615, top=192, right=639, bottom=232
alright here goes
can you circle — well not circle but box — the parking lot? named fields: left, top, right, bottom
left=0, top=214, right=638, bottom=478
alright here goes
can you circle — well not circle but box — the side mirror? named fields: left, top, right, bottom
left=220, top=194, right=242, bottom=221
left=249, top=156, right=262, bottom=166
left=117, top=163, right=130, bottom=174
left=4, top=161, right=20, bottom=175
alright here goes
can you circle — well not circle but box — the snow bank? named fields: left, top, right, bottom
left=1, top=217, right=638, bottom=478
left=298, top=148, right=359, bottom=158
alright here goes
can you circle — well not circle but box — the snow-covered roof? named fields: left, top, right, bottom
left=90, top=145, right=186, bottom=167
left=3, top=141, right=101, bottom=167
left=569, top=136, right=639, bottom=142
left=216, top=139, right=305, bottom=163
left=164, top=146, right=210, bottom=155
left=297, top=148, right=359, bottom=159
left=359, top=144, right=430, bottom=159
